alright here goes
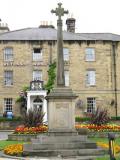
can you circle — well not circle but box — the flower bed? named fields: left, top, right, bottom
left=75, top=124, right=120, bottom=132
left=97, top=142, right=120, bottom=154
left=4, top=144, right=23, bottom=156
left=15, top=125, right=48, bottom=134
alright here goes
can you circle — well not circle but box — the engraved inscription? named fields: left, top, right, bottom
left=55, top=103, right=69, bottom=128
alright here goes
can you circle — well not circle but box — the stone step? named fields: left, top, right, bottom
left=23, top=145, right=106, bottom=157
left=32, top=142, right=97, bottom=150
left=33, top=135, right=87, bottom=144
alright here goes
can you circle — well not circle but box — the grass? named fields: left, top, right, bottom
left=89, top=137, right=120, bottom=145
left=95, top=155, right=120, bottom=160
left=0, top=140, right=25, bottom=150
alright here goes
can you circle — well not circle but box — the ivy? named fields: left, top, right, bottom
left=44, top=62, right=56, bottom=92
left=16, top=86, right=29, bottom=113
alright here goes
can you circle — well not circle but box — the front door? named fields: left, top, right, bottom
left=33, top=96, right=43, bottom=111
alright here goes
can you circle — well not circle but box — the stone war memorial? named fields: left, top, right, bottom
left=23, top=3, right=105, bottom=159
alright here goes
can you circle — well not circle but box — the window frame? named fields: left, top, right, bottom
left=4, top=98, right=13, bottom=112
left=86, top=97, right=96, bottom=113
left=4, top=70, right=13, bottom=86
left=86, top=70, right=96, bottom=86
left=33, top=70, right=42, bottom=81
left=64, top=70, right=69, bottom=87
left=63, top=48, right=69, bottom=61
left=4, top=47, right=13, bottom=61
left=85, top=48, right=95, bottom=62
left=33, top=48, right=42, bottom=61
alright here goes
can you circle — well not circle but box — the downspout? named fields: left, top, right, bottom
left=112, top=42, right=118, bottom=118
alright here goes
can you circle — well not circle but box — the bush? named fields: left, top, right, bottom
left=89, top=107, right=110, bottom=126
left=75, top=116, right=90, bottom=122
left=22, top=108, right=45, bottom=127
left=111, top=116, right=120, bottom=121
left=0, top=117, right=22, bottom=122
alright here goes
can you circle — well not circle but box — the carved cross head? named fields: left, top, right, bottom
left=51, top=3, right=68, bottom=20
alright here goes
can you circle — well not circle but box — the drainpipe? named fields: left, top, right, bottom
left=112, top=42, right=118, bottom=118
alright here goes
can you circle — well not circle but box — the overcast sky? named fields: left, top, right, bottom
left=0, top=0, right=120, bottom=34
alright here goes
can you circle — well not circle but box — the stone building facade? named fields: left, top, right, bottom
left=0, top=19, right=120, bottom=118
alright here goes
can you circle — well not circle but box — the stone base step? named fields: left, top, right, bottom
left=23, top=146, right=106, bottom=157
left=34, top=135, right=87, bottom=144
left=32, top=142, right=97, bottom=150
left=28, top=155, right=103, bottom=160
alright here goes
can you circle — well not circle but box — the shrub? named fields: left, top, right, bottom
left=22, top=108, right=45, bottom=127
left=75, top=116, right=90, bottom=122
left=0, top=117, right=22, bottom=122
left=89, top=107, right=110, bottom=126
left=111, top=116, right=120, bottom=121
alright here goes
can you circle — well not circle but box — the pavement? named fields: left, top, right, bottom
left=0, top=130, right=13, bottom=140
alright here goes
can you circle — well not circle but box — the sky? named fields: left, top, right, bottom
left=0, top=0, right=120, bottom=34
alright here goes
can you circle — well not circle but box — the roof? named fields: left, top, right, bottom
left=77, top=33, right=120, bottom=41
left=0, top=28, right=87, bottom=41
left=0, top=27, right=120, bottom=41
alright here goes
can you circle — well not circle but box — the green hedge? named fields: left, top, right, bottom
left=75, top=116, right=120, bottom=122
left=0, top=117, right=22, bottom=122
left=111, top=116, right=120, bottom=120
left=75, top=116, right=91, bottom=122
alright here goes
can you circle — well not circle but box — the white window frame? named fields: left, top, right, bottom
left=85, top=48, right=95, bottom=61
left=4, top=47, right=13, bottom=61
left=63, top=48, right=69, bottom=61
left=4, top=71, right=13, bottom=86
left=33, top=48, right=42, bottom=61
left=86, top=70, right=96, bottom=86
left=33, top=70, right=42, bottom=81
left=87, top=97, right=96, bottom=113
left=64, top=70, right=69, bottom=87
left=4, top=98, right=13, bottom=112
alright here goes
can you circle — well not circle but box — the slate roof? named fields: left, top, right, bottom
left=0, top=27, right=120, bottom=41
left=77, top=33, right=120, bottom=41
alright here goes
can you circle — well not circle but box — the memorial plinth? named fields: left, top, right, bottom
left=46, top=87, right=77, bottom=135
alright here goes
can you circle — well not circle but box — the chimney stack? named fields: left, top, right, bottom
left=39, top=21, right=55, bottom=29
left=66, top=17, right=76, bottom=33
left=0, top=19, right=9, bottom=33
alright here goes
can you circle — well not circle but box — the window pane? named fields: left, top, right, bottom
left=33, top=48, right=42, bottom=61
left=33, top=70, right=42, bottom=80
left=87, top=97, right=96, bottom=113
left=64, top=70, right=69, bottom=87
left=4, top=98, right=13, bottom=112
left=85, top=48, right=95, bottom=61
left=4, top=71, right=13, bottom=85
left=63, top=48, right=69, bottom=61
left=4, top=48, right=13, bottom=61
left=86, top=70, right=95, bottom=86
